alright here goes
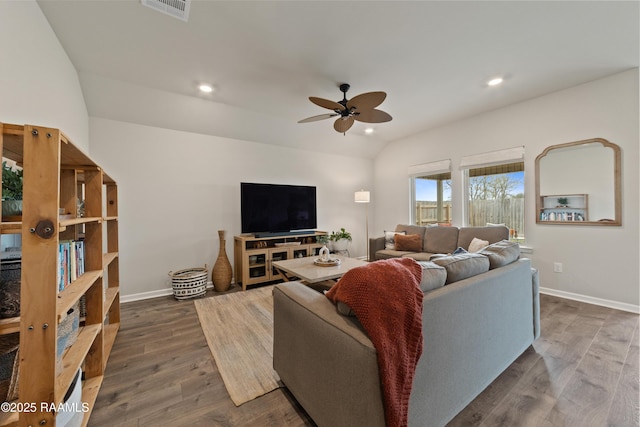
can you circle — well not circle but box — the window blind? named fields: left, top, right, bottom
left=459, top=146, right=524, bottom=170
left=408, top=159, right=451, bottom=177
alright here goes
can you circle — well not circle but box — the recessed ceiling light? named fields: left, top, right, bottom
left=364, top=127, right=374, bottom=134
left=487, top=77, right=503, bottom=87
left=199, top=84, right=213, bottom=93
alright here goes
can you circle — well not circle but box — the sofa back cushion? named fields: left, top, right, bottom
left=395, top=224, right=427, bottom=240
left=457, top=226, right=509, bottom=251
left=417, top=261, right=447, bottom=292
left=479, top=240, right=520, bottom=269
left=424, top=226, right=459, bottom=254
left=431, top=253, right=490, bottom=284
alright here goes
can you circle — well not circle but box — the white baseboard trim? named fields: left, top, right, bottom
left=540, top=287, right=639, bottom=314
left=121, top=281, right=215, bottom=303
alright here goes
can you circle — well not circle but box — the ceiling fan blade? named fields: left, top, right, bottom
left=347, top=91, right=386, bottom=111
left=298, top=113, right=338, bottom=123
left=334, top=116, right=355, bottom=133
left=309, top=97, right=343, bottom=111
left=354, top=109, right=393, bottom=123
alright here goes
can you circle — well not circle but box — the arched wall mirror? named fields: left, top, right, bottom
left=535, top=138, right=621, bottom=226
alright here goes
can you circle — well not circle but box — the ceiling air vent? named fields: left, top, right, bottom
left=141, top=0, right=191, bottom=22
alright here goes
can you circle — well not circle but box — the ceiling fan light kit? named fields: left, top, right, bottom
left=298, top=83, right=392, bottom=135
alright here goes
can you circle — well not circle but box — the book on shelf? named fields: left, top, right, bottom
left=58, top=239, right=85, bottom=291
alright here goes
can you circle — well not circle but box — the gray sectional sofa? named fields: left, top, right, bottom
left=273, top=239, right=540, bottom=427
left=369, top=224, right=509, bottom=261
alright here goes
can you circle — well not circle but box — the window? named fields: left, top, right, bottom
left=409, top=159, right=452, bottom=226
left=460, top=147, right=525, bottom=241
left=465, top=162, right=525, bottom=241
left=413, top=173, right=452, bottom=225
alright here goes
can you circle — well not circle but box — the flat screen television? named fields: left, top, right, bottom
left=241, top=182, right=317, bottom=235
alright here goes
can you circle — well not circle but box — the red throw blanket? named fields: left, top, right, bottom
left=325, top=258, right=424, bottom=427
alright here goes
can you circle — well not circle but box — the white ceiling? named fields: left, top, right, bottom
left=37, top=1, right=639, bottom=159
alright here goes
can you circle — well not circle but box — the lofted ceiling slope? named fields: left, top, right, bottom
left=37, top=1, right=639, bottom=159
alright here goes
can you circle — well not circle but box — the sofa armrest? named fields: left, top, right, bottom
left=273, top=282, right=385, bottom=427
left=369, top=236, right=386, bottom=261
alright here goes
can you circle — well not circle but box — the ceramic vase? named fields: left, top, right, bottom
left=212, top=230, right=232, bottom=292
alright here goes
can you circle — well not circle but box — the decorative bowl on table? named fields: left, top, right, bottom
left=314, top=257, right=341, bottom=267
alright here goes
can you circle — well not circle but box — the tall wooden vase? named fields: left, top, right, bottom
left=212, top=230, right=232, bottom=292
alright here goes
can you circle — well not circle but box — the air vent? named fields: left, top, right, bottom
left=141, top=0, right=191, bottom=22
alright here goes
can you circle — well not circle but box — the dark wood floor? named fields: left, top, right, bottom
left=90, top=285, right=639, bottom=427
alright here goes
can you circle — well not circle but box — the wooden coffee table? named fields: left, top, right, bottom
left=272, top=255, right=368, bottom=285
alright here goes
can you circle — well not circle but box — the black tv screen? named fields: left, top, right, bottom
left=241, top=183, right=317, bottom=234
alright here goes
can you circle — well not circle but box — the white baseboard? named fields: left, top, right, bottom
left=540, top=287, right=639, bottom=314
left=121, top=281, right=215, bottom=303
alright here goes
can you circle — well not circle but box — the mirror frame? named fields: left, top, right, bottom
left=535, top=138, right=621, bottom=226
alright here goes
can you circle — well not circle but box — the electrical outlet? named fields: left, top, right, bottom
left=553, top=262, right=563, bottom=273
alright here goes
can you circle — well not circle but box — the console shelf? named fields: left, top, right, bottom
left=234, top=231, right=326, bottom=291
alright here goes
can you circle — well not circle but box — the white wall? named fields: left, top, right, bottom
left=374, top=69, right=639, bottom=311
left=89, top=118, right=373, bottom=299
left=0, top=1, right=89, bottom=151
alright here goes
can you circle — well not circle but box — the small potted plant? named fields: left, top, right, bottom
left=2, top=161, right=23, bottom=220
left=557, top=197, right=569, bottom=207
left=316, top=234, right=329, bottom=245
left=330, top=228, right=352, bottom=252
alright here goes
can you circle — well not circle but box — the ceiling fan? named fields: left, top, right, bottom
left=298, top=83, right=392, bottom=134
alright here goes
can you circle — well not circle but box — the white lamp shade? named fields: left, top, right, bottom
left=354, top=190, right=370, bottom=203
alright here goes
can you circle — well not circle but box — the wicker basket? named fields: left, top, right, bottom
left=169, top=266, right=208, bottom=300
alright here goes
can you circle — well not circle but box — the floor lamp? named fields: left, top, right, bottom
left=354, top=190, right=370, bottom=261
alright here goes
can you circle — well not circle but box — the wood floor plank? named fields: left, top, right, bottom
left=90, top=291, right=638, bottom=427
left=543, top=310, right=639, bottom=426
left=607, top=319, right=640, bottom=426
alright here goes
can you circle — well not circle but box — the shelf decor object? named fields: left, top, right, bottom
left=212, top=230, right=232, bottom=292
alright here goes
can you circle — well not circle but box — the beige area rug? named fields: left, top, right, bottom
left=194, top=286, right=281, bottom=406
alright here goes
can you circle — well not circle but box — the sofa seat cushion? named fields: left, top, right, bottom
left=416, top=261, right=447, bottom=292
left=376, top=249, right=417, bottom=260
left=431, top=253, right=490, bottom=284
left=401, top=252, right=437, bottom=262
left=479, top=240, right=520, bottom=269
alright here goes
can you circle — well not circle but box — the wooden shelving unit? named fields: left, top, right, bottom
left=0, top=123, right=120, bottom=426
left=234, top=232, right=326, bottom=291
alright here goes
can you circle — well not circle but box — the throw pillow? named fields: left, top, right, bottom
left=479, top=240, right=520, bottom=269
left=395, top=233, right=422, bottom=252
left=468, top=237, right=489, bottom=252
left=417, top=261, right=447, bottom=292
left=432, top=253, right=490, bottom=284
left=385, top=230, right=406, bottom=250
